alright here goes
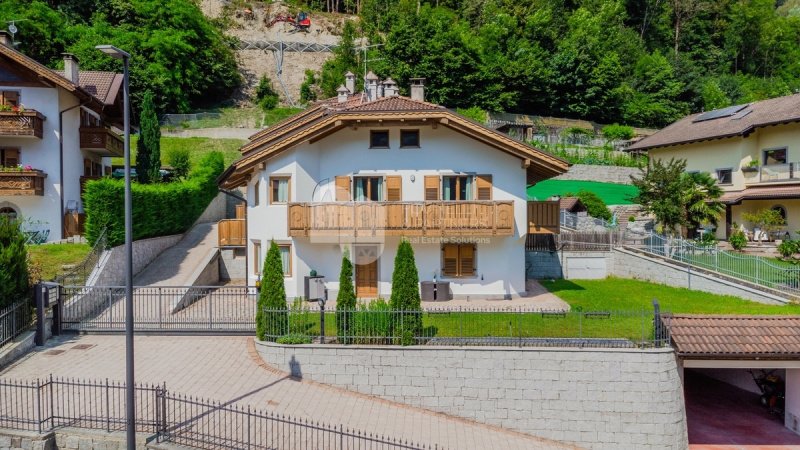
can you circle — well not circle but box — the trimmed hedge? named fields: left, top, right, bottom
left=84, top=152, right=224, bottom=247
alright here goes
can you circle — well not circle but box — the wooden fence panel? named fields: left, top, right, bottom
left=527, top=201, right=560, bottom=234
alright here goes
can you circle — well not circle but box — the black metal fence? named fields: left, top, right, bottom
left=0, top=300, right=33, bottom=349
left=0, top=376, right=428, bottom=449
left=262, top=305, right=670, bottom=349
left=61, top=286, right=257, bottom=333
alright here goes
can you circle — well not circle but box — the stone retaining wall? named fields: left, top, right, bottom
left=88, top=234, right=183, bottom=287
left=256, top=341, right=688, bottom=450
left=552, top=164, right=640, bottom=185
left=0, top=428, right=149, bottom=450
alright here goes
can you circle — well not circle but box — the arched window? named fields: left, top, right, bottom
left=0, top=206, right=17, bottom=220
left=772, top=205, right=787, bottom=221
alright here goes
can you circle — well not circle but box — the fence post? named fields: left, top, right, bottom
left=247, top=405, right=252, bottom=450
left=108, top=287, right=113, bottom=329
left=652, top=299, right=661, bottom=347
left=35, top=378, right=42, bottom=433
left=48, top=374, right=54, bottom=430
left=517, top=307, right=521, bottom=348
left=34, top=284, right=46, bottom=346
left=208, top=288, right=213, bottom=329
left=158, top=287, right=163, bottom=329
left=106, top=378, right=111, bottom=432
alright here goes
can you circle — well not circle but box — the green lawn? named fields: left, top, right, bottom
left=112, top=136, right=245, bottom=168
left=670, top=250, right=799, bottom=293
left=165, top=107, right=302, bottom=130
left=542, top=277, right=800, bottom=314
left=527, top=179, right=639, bottom=205
left=27, top=243, right=91, bottom=281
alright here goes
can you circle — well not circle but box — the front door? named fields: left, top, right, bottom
left=354, top=245, right=379, bottom=298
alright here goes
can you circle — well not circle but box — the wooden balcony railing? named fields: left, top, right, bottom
left=288, top=201, right=515, bottom=237
left=79, top=127, right=124, bottom=156
left=0, top=111, right=45, bottom=138
left=0, top=170, right=47, bottom=196
left=218, top=219, right=246, bottom=246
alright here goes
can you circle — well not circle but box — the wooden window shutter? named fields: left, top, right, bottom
left=459, top=245, right=475, bottom=276
left=424, top=175, right=440, bottom=201
left=476, top=175, right=492, bottom=200
left=442, top=244, right=459, bottom=277
left=386, top=176, right=402, bottom=201
left=4, top=148, right=19, bottom=166
left=335, top=176, right=351, bottom=201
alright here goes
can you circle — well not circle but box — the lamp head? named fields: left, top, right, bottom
left=95, top=45, right=130, bottom=59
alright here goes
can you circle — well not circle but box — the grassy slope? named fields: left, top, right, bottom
left=112, top=136, right=245, bottom=168
left=542, top=277, right=800, bottom=314
left=27, top=243, right=91, bottom=281
left=527, top=179, right=639, bottom=205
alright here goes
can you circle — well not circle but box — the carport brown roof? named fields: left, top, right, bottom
left=665, top=314, right=800, bottom=360
left=719, top=185, right=800, bottom=204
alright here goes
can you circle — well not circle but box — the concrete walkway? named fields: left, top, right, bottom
left=0, top=335, right=574, bottom=450
left=133, top=222, right=218, bottom=286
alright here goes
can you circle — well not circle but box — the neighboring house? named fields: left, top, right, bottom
left=0, top=31, right=123, bottom=241
left=218, top=74, right=568, bottom=299
left=628, top=95, right=800, bottom=240
left=559, top=197, right=586, bottom=214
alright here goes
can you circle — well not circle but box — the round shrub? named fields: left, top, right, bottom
left=729, top=229, right=747, bottom=251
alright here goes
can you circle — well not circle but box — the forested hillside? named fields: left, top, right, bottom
left=312, top=0, right=800, bottom=127
left=0, top=0, right=241, bottom=113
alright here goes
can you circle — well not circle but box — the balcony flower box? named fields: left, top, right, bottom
left=0, top=169, right=47, bottom=196
left=741, top=166, right=759, bottom=173
left=0, top=110, right=45, bottom=138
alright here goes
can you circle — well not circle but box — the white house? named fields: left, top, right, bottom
left=219, top=75, right=568, bottom=299
left=0, top=31, right=123, bottom=241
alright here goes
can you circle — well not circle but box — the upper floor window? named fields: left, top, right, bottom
left=442, top=175, right=472, bottom=201
left=253, top=179, right=261, bottom=206
left=80, top=109, right=101, bottom=127
left=0, top=91, right=19, bottom=107
left=1, top=147, right=20, bottom=167
left=400, top=129, right=420, bottom=148
left=370, top=130, right=390, bottom=149
left=270, top=177, right=290, bottom=203
left=354, top=176, right=383, bottom=201
left=716, top=168, right=733, bottom=185
left=763, top=148, right=787, bottom=165
left=425, top=174, right=493, bottom=201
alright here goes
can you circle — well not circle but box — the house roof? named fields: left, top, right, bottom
left=220, top=94, right=569, bottom=189
left=59, top=70, right=123, bottom=105
left=628, top=94, right=800, bottom=151
left=719, top=185, right=800, bottom=204
left=665, top=314, right=800, bottom=360
left=559, top=197, right=584, bottom=211
left=0, top=43, right=120, bottom=118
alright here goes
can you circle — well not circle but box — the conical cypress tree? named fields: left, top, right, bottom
left=136, top=91, right=161, bottom=184
left=390, top=239, right=421, bottom=345
left=0, top=216, right=29, bottom=308
left=256, top=240, right=287, bottom=341
left=335, top=249, right=356, bottom=343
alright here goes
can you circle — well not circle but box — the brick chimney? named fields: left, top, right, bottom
left=0, top=31, right=11, bottom=47
left=62, top=53, right=80, bottom=84
left=344, top=71, right=355, bottom=94
left=365, top=71, right=380, bottom=100
left=336, top=85, right=349, bottom=103
left=410, top=78, right=425, bottom=102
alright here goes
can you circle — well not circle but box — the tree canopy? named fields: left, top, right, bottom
left=315, top=0, right=800, bottom=128
left=0, top=0, right=240, bottom=114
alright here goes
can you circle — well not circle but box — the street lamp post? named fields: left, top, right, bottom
left=96, top=44, right=134, bottom=449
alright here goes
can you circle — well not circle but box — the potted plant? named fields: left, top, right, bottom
left=742, top=160, right=759, bottom=173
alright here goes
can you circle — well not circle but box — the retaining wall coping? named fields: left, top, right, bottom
left=255, top=339, right=675, bottom=355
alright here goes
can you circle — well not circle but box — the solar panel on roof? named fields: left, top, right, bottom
left=692, top=104, right=749, bottom=123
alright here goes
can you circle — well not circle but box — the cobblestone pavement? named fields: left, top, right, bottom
left=1, top=335, right=574, bottom=450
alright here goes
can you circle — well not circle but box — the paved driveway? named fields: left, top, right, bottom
left=1, top=335, right=572, bottom=450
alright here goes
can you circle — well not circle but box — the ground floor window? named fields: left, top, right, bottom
left=0, top=206, right=17, bottom=220
left=278, top=244, right=291, bottom=277
left=772, top=205, right=787, bottom=221
left=253, top=241, right=261, bottom=275
left=441, top=244, right=476, bottom=277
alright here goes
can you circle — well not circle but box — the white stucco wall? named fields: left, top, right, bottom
left=246, top=125, right=529, bottom=298
left=0, top=85, right=103, bottom=241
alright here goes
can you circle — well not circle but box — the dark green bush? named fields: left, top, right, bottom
left=256, top=75, right=280, bottom=111
left=335, top=250, right=356, bottom=344
left=576, top=190, right=612, bottom=221
left=352, top=299, right=393, bottom=344
left=0, top=217, right=29, bottom=308
left=83, top=151, right=224, bottom=247
left=256, top=241, right=288, bottom=341
left=778, top=240, right=799, bottom=258
left=389, top=239, right=422, bottom=345
left=276, top=333, right=312, bottom=345
left=729, top=229, right=747, bottom=251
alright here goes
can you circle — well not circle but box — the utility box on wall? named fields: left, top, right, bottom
left=304, top=275, right=325, bottom=301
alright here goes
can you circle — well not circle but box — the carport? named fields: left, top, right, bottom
left=665, top=315, right=800, bottom=448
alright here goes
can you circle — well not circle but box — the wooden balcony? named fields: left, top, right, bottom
left=288, top=201, right=515, bottom=237
left=0, top=111, right=45, bottom=138
left=0, top=170, right=47, bottom=196
left=80, top=127, right=124, bottom=157
left=218, top=219, right=246, bottom=246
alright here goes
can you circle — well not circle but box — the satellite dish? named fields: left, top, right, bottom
left=8, top=23, right=17, bottom=34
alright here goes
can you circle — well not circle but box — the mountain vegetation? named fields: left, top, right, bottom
left=309, top=0, right=800, bottom=128
left=0, top=0, right=240, bottom=113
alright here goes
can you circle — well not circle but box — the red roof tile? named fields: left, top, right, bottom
left=664, top=314, right=800, bottom=359
left=58, top=70, right=122, bottom=105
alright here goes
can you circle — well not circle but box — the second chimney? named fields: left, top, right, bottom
left=410, top=78, right=425, bottom=102
left=63, top=53, right=80, bottom=84
left=344, top=71, right=355, bottom=94
left=0, top=31, right=11, bottom=47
